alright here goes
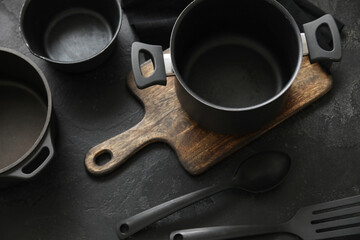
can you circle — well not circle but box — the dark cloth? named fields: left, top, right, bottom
left=121, top=0, right=192, bottom=47
left=122, top=0, right=344, bottom=71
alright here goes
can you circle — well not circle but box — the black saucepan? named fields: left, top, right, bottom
left=20, top=0, right=122, bottom=72
left=131, top=0, right=341, bottom=134
left=0, top=48, right=54, bottom=188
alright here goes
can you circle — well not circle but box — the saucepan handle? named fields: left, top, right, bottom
left=6, top=128, right=55, bottom=180
left=131, top=42, right=167, bottom=89
left=303, top=14, right=342, bottom=62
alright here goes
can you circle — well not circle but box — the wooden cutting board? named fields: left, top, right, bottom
left=85, top=55, right=332, bottom=176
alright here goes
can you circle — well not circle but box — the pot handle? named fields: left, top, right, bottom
left=303, top=14, right=341, bottom=62
left=131, top=42, right=167, bottom=89
left=6, top=129, right=55, bottom=180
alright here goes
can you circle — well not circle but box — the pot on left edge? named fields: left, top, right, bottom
left=0, top=48, right=55, bottom=188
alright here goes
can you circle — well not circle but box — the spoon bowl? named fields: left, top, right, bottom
left=233, top=151, right=291, bottom=192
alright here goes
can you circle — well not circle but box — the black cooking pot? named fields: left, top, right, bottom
left=20, top=0, right=122, bottom=72
left=131, top=0, right=341, bottom=134
left=0, top=48, right=54, bottom=188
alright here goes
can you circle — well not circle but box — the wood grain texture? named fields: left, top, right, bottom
left=85, top=56, right=332, bottom=176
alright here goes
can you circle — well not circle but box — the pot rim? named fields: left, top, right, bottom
left=19, top=0, right=123, bottom=66
left=170, top=0, right=303, bottom=112
left=0, top=47, right=52, bottom=174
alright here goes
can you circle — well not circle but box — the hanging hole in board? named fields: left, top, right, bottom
left=316, top=23, right=334, bottom=51
left=94, top=150, right=113, bottom=166
left=139, top=49, right=155, bottom=78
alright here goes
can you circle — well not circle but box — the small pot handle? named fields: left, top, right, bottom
left=7, top=129, right=55, bottom=180
left=131, top=42, right=166, bottom=89
left=303, top=14, right=342, bottom=62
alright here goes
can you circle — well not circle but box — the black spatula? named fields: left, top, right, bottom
left=170, top=195, right=360, bottom=240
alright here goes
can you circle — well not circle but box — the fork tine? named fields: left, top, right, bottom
left=316, top=226, right=360, bottom=239
left=315, top=216, right=360, bottom=232
left=311, top=206, right=360, bottom=223
left=311, top=195, right=360, bottom=215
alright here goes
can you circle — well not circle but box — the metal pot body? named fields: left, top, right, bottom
left=0, top=48, right=55, bottom=188
left=131, top=0, right=341, bottom=134
left=20, top=0, right=122, bottom=72
left=174, top=79, right=284, bottom=133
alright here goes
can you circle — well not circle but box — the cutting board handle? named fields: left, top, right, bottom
left=85, top=122, right=161, bottom=176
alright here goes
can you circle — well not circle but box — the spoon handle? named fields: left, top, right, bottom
left=169, top=224, right=286, bottom=240
left=116, top=183, right=230, bottom=239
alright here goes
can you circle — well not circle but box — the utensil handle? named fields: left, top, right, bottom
left=117, top=183, right=229, bottom=239
left=303, top=14, right=342, bottom=62
left=170, top=224, right=285, bottom=240
left=85, top=122, right=161, bottom=176
left=131, top=42, right=167, bottom=89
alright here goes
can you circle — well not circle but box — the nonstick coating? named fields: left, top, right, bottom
left=0, top=82, right=47, bottom=171
left=183, top=35, right=282, bottom=108
left=20, top=0, right=122, bottom=72
left=168, top=0, right=302, bottom=133
left=44, top=8, right=113, bottom=62
left=0, top=48, right=52, bottom=175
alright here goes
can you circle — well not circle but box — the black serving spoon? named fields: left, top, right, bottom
left=117, top=151, right=291, bottom=239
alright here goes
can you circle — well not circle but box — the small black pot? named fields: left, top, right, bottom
left=131, top=0, right=341, bottom=134
left=0, top=48, right=54, bottom=188
left=20, top=0, right=122, bottom=72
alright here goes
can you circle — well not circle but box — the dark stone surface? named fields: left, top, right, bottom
left=0, top=0, right=359, bottom=239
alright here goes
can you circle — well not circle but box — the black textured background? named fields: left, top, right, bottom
left=1, top=0, right=360, bottom=239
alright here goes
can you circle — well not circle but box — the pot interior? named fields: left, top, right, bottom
left=0, top=50, right=49, bottom=173
left=172, top=0, right=300, bottom=108
left=21, top=0, right=120, bottom=63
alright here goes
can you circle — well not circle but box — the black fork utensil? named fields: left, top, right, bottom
left=170, top=194, right=360, bottom=240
